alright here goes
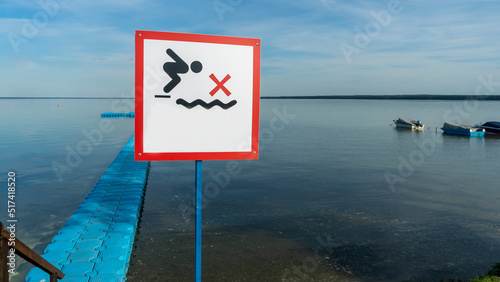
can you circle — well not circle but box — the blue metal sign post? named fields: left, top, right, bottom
left=195, top=160, right=203, bottom=282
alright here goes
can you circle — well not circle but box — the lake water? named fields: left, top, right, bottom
left=1, top=98, right=500, bottom=281
left=0, top=98, right=135, bottom=282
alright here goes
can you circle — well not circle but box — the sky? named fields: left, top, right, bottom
left=1, top=0, right=500, bottom=97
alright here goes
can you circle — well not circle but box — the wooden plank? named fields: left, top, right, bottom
left=0, top=237, right=9, bottom=282
left=0, top=222, right=64, bottom=280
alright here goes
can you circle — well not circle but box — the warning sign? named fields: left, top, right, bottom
left=135, top=30, right=261, bottom=161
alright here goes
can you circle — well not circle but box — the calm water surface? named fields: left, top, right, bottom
left=0, top=99, right=134, bottom=282
left=1, top=99, right=499, bottom=281
left=128, top=99, right=500, bottom=282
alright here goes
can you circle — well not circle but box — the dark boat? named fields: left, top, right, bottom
left=478, top=121, right=500, bottom=135
left=441, top=122, right=485, bottom=136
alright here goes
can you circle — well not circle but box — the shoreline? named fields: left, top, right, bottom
left=3, top=94, right=500, bottom=100
left=262, top=94, right=500, bottom=100
left=0, top=97, right=128, bottom=99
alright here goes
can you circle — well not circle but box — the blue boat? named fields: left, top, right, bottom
left=441, top=122, right=485, bottom=136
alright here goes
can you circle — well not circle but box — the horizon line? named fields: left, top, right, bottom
left=2, top=94, right=500, bottom=100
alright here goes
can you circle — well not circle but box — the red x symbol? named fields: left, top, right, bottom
left=209, top=74, right=231, bottom=96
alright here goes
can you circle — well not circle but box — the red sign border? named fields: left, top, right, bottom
left=135, top=30, right=260, bottom=161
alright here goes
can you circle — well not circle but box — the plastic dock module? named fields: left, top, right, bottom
left=101, top=112, right=135, bottom=118
left=26, top=136, right=150, bottom=282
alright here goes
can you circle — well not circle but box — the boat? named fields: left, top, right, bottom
left=393, top=117, right=425, bottom=130
left=477, top=121, right=500, bottom=135
left=441, top=122, right=485, bottom=136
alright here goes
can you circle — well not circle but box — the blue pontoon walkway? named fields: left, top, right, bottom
left=26, top=136, right=149, bottom=282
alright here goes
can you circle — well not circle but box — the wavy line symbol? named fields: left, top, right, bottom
left=176, top=98, right=237, bottom=110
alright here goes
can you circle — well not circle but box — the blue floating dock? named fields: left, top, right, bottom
left=101, top=112, right=135, bottom=118
left=26, top=136, right=149, bottom=282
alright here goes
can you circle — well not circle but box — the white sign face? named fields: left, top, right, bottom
left=135, top=31, right=260, bottom=161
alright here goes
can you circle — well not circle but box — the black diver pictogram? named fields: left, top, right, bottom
left=162, top=48, right=202, bottom=94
